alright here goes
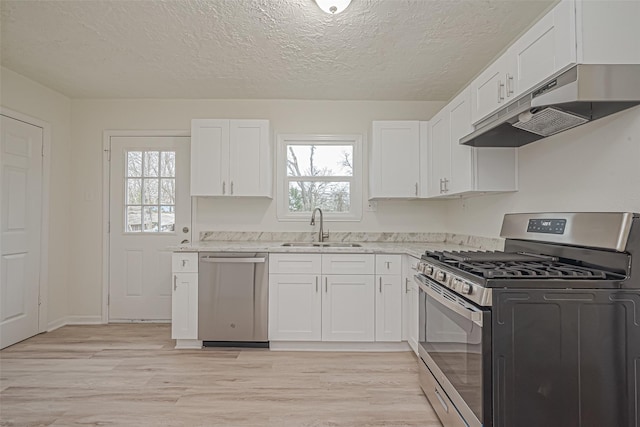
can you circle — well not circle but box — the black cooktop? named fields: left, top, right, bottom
left=423, top=250, right=626, bottom=285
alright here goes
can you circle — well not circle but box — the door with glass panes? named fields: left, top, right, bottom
left=108, top=136, right=191, bottom=321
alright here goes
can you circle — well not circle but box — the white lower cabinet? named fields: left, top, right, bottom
left=322, top=275, right=375, bottom=341
left=171, top=253, right=198, bottom=342
left=402, top=255, right=420, bottom=355
left=375, top=275, right=402, bottom=342
left=269, top=274, right=322, bottom=341
left=171, top=272, right=198, bottom=340
left=269, top=253, right=403, bottom=344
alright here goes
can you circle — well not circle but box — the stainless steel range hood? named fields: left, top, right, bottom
left=461, top=64, right=640, bottom=148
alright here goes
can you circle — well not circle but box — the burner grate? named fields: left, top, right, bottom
left=459, top=260, right=609, bottom=279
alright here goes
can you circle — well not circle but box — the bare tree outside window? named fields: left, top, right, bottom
left=125, top=150, right=176, bottom=232
left=286, top=145, right=352, bottom=213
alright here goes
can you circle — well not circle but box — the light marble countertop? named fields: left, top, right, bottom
left=170, top=240, right=498, bottom=259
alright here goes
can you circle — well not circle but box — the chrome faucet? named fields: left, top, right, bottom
left=310, top=208, right=329, bottom=243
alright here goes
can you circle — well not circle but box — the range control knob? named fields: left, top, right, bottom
left=435, top=271, right=447, bottom=282
left=461, top=283, right=472, bottom=295
left=452, top=278, right=462, bottom=288
left=424, top=265, right=434, bottom=275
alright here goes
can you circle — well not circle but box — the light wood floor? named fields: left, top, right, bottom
left=0, top=324, right=442, bottom=426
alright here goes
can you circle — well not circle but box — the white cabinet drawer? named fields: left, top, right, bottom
left=375, top=254, right=402, bottom=276
left=269, top=254, right=322, bottom=274
left=322, top=254, right=374, bottom=275
left=172, top=252, right=198, bottom=273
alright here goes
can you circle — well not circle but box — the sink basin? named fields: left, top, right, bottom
left=281, top=242, right=362, bottom=248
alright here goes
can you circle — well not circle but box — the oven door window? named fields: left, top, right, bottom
left=424, top=287, right=484, bottom=421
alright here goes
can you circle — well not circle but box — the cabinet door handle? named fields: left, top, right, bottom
left=405, top=277, right=409, bottom=293
left=506, top=73, right=514, bottom=97
left=325, top=277, right=328, bottom=293
left=414, top=182, right=418, bottom=196
left=386, top=261, right=390, bottom=270
left=444, top=178, right=449, bottom=193
left=439, top=178, right=445, bottom=194
left=230, top=181, right=234, bottom=195
left=173, top=275, right=177, bottom=291
left=497, top=80, right=505, bottom=103
left=222, top=181, right=226, bottom=195
left=379, top=277, right=382, bottom=293
left=316, top=276, right=318, bottom=293
left=182, top=259, right=187, bottom=267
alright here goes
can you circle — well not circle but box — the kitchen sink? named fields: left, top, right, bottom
left=281, top=242, right=362, bottom=248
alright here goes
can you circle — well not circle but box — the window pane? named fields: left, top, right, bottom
left=144, top=151, right=159, bottom=177
left=160, top=179, right=175, bottom=204
left=126, top=179, right=142, bottom=204
left=126, top=206, right=142, bottom=232
left=127, top=151, right=142, bottom=177
left=143, top=179, right=159, bottom=204
left=160, top=152, right=176, bottom=177
left=286, top=145, right=353, bottom=177
left=142, top=206, right=159, bottom=231
left=160, top=206, right=175, bottom=232
left=288, top=181, right=350, bottom=213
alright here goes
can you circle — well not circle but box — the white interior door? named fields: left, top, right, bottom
left=109, top=136, right=191, bottom=321
left=0, top=115, right=43, bottom=349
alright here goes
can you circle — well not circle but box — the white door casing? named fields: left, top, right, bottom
left=108, top=136, right=191, bottom=321
left=0, top=115, right=43, bottom=348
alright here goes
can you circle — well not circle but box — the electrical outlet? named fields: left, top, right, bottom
left=367, top=200, right=378, bottom=212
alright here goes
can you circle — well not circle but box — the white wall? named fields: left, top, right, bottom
left=69, top=98, right=447, bottom=317
left=445, top=106, right=640, bottom=237
left=0, top=67, right=72, bottom=327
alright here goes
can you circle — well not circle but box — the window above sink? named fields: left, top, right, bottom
left=276, top=134, right=363, bottom=222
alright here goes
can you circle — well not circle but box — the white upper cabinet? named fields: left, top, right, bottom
left=370, top=121, right=421, bottom=199
left=428, top=88, right=518, bottom=198
left=427, top=109, right=450, bottom=197
left=470, top=53, right=511, bottom=125
left=507, top=0, right=576, bottom=97
left=190, top=119, right=271, bottom=197
left=228, top=120, right=271, bottom=197
left=470, top=0, right=576, bottom=124
left=191, top=119, right=228, bottom=196
left=448, top=89, right=474, bottom=195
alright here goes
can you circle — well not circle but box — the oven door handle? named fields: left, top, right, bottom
left=414, top=276, right=483, bottom=327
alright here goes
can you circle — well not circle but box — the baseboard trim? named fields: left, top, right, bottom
left=269, top=341, right=411, bottom=352
left=47, top=315, right=104, bottom=332
left=65, top=315, right=104, bottom=325
left=46, top=317, right=68, bottom=332
left=175, top=339, right=202, bottom=349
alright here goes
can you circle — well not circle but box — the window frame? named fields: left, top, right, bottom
left=123, top=149, right=177, bottom=234
left=276, top=134, right=363, bottom=222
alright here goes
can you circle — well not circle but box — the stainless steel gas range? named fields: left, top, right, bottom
left=414, top=212, right=640, bottom=427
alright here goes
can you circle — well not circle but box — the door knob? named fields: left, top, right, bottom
left=182, top=227, right=189, bottom=233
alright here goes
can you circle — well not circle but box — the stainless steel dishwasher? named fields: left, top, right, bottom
left=198, top=252, right=268, bottom=347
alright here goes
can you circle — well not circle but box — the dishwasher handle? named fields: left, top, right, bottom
left=200, top=256, right=266, bottom=264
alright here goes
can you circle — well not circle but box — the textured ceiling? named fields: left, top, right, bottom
left=0, top=0, right=555, bottom=101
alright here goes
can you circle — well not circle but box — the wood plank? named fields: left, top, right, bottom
left=0, top=324, right=441, bottom=426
